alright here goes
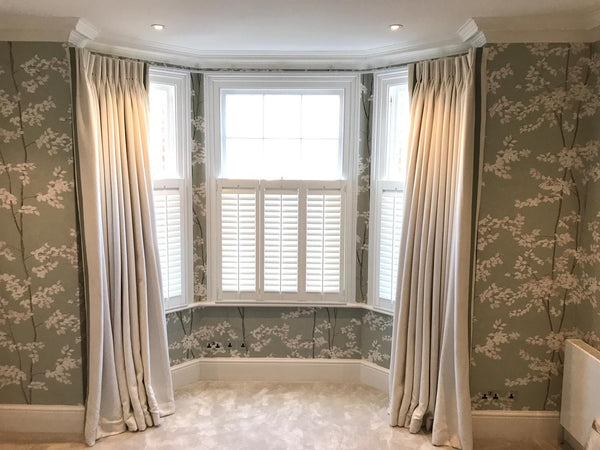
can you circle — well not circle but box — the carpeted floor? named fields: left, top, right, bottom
left=0, top=381, right=563, bottom=449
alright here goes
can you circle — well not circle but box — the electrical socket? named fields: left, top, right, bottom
left=480, top=390, right=517, bottom=401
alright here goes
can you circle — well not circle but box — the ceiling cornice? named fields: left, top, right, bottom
left=0, top=14, right=97, bottom=45
left=0, top=14, right=78, bottom=43
left=457, top=19, right=487, bottom=47
left=84, top=35, right=471, bottom=70
left=465, top=8, right=600, bottom=44
left=0, top=10, right=598, bottom=70
left=68, top=18, right=99, bottom=48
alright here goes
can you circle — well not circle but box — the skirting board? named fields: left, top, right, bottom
left=0, top=404, right=84, bottom=434
left=471, top=410, right=561, bottom=442
left=171, top=357, right=390, bottom=394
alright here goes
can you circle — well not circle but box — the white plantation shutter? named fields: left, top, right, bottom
left=154, top=188, right=183, bottom=303
left=216, top=180, right=345, bottom=301
left=263, top=190, right=299, bottom=293
left=306, top=190, right=342, bottom=294
left=379, top=186, right=405, bottom=302
left=220, top=187, right=257, bottom=293
left=149, top=68, right=191, bottom=311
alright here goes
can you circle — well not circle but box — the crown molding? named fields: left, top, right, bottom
left=0, top=14, right=97, bottom=46
left=457, top=18, right=487, bottom=47
left=85, top=34, right=471, bottom=70
left=467, top=9, right=600, bottom=44
left=68, top=18, right=99, bottom=48
left=0, top=14, right=79, bottom=42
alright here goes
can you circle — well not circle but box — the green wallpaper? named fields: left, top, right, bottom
left=191, top=73, right=207, bottom=302
left=356, top=74, right=373, bottom=303
left=166, top=307, right=393, bottom=367
left=0, top=42, right=83, bottom=405
left=471, top=43, right=600, bottom=411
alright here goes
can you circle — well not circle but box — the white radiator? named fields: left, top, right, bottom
left=561, top=339, right=600, bottom=449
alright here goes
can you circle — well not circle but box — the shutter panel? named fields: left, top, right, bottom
left=154, top=188, right=183, bottom=303
left=264, top=191, right=299, bottom=293
left=221, top=188, right=257, bottom=292
left=306, top=190, right=342, bottom=293
left=379, top=188, right=405, bottom=302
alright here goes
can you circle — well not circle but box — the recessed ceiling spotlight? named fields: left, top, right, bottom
left=389, top=24, right=403, bottom=31
left=151, top=24, right=165, bottom=31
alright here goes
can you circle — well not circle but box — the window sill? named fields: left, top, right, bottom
left=165, top=300, right=394, bottom=316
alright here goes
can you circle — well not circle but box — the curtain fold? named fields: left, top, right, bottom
left=587, top=418, right=600, bottom=449
left=72, top=48, right=175, bottom=446
left=389, top=48, right=480, bottom=450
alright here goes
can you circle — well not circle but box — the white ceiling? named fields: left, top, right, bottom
left=0, top=0, right=599, bottom=68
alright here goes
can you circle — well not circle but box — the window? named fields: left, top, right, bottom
left=206, top=73, right=359, bottom=303
left=149, top=67, right=192, bottom=311
left=368, top=69, right=410, bottom=312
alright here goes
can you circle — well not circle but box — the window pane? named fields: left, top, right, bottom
left=386, top=84, right=410, bottom=182
left=225, top=94, right=263, bottom=138
left=264, top=95, right=301, bottom=139
left=263, top=139, right=302, bottom=179
left=149, top=83, right=178, bottom=179
left=223, top=138, right=263, bottom=179
left=301, top=139, right=339, bottom=180
left=222, top=92, right=342, bottom=180
left=302, top=95, right=340, bottom=139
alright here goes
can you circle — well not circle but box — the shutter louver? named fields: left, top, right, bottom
left=379, top=189, right=405, bottom=302
left=154, top=188, right=183, bottom=302
left=221, top=189, right=257, bottom=293
left=264, top=191, right=299, bottom=293
left=306, top=190, right=342, bottom=293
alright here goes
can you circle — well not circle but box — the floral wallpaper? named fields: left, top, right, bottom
left=191, top=73, right=207, bottom=301
left=361, top=309, right=393, bottom=367
left=0, top=42, right=83, bottom=405
left=166, top=307, right=393, bottom=368
left=471, top=43, right=600, bottom=411
left=356, top=74, right=373, bottom=303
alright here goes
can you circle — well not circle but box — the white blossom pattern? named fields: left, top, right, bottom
left=355, top=74, right=373, bottom=302
left=0, top=42, right=82, bottom=404
left=190, top=74, right=207, bottom=301
left=166, top=307, right=393, bottom=369
left=472, top=43, right=600, bottom=411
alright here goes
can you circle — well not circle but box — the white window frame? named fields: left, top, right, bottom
left=368, top=68, right=409, bottom=313
left=149, top=67, right=193, bottom=312
left=205, top=73, right=359, bottom=305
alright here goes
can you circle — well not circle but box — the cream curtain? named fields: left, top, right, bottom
left=588, top=418, right=600, bottom=449
left=389, top=49, right=481, bottom=449
left=72, top=49, right=175, bottom=446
